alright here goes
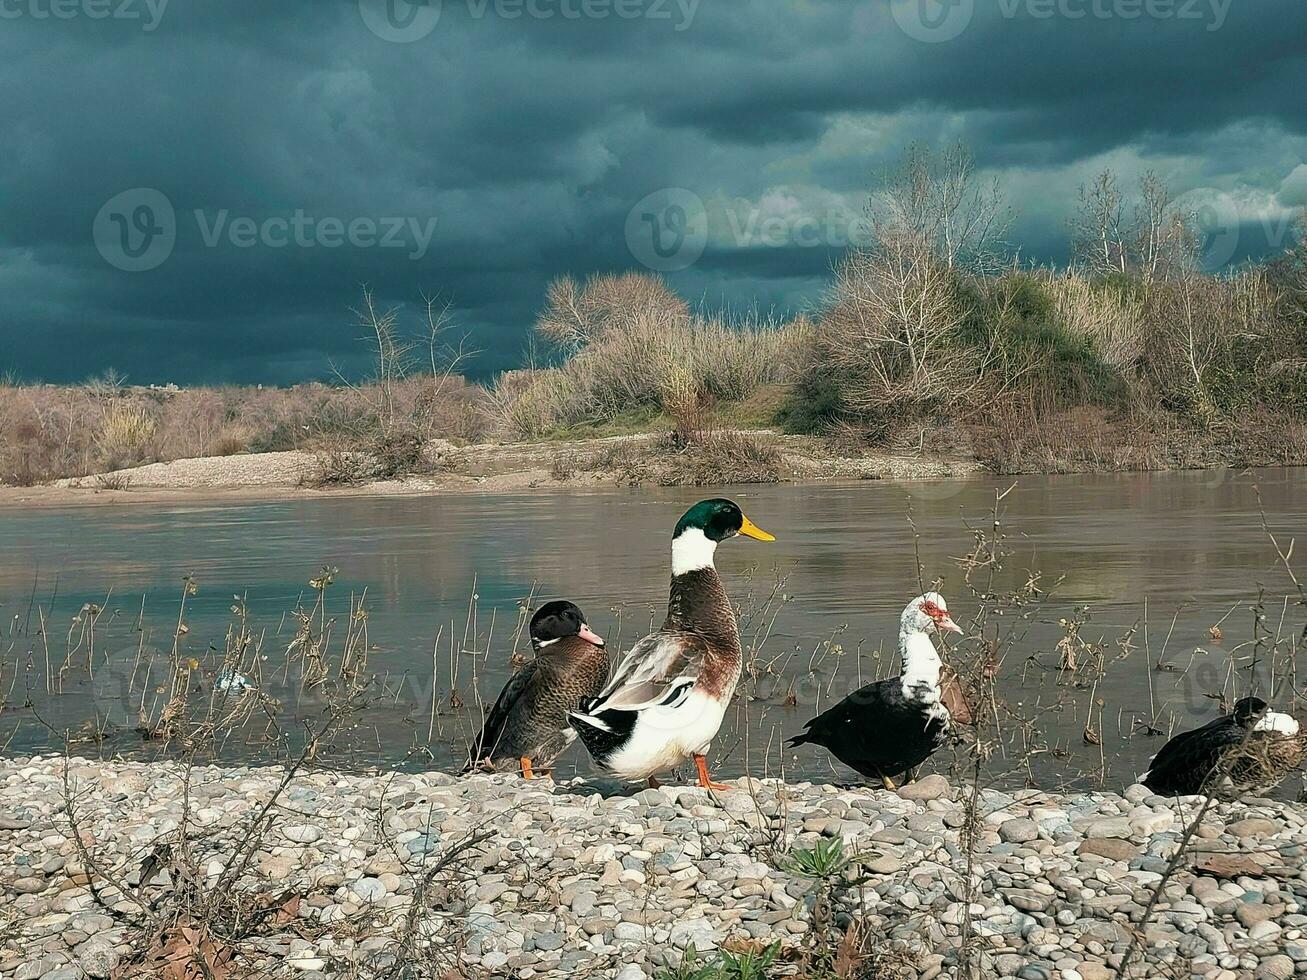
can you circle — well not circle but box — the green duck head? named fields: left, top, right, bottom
left=672, top=498, right=774, bottom=573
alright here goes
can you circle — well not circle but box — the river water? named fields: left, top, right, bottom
left=1, top=467, right=1302, bottom=795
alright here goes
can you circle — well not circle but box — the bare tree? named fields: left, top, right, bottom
left=817, top=142, right=1012, bottom=429
left=535, top=272, right=688, bottom=353
left=1144, top=270, right=1276, bottom=422
left=823, top=226, right=981, bottom=419
left=871, top=141, right=1012, bottom=273
left=1073, top=169, right=1201, bottom=282
left=1072, top=169, right=1129, bottom=276
left=1133, top=171, right=1201, bottom=283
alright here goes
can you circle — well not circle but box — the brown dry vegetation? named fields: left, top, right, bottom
left=0, top=376, right=491, bottom=487
left=4, top=145, right=1306, bottom=488
left=488, top=273, right=810, bottom=441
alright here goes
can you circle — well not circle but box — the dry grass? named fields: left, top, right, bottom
left=1043, top=272, right=1145, bottom=372
left=96, top=403, right=158, bottom=470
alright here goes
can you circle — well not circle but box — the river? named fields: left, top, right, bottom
left=1, top=467, right=1302, bottom=796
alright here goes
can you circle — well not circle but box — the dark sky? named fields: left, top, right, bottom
left=3, top=0, right=1306, bottom=384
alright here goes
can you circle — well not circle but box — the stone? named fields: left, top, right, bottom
left=1195, top=855, right=1267, bottom=879
left=897, top=775, right=950, bottom=801
left=1078, top=839, right=1139, bottom=862
left=1130, top=810, right=1175, bottom=836
left=866, top=854, right=904, bottom=875
left=1238, top=904, right=1280, bottom=929
left=1249, top=921, right=1282, bottom=942
left=669, top=919, right=718, bottom=951
left=1005, top=889, right=1052, bottom=913
left=1227, top=819, right=1279, bottom=839
left=77, top=944, right=119, bottom=978
left=1256, top=954, right=1294, bottom=980
left=1000, top=819, right=1039, bottom=844
left=350, top=877, right=386, bottom=903
left=14, top=958, right=58, bottom=980
left=1084, top=816, right=1134, bottom=839
left=282, top=824, right=323, bottom=844
left=2, top=753, right=1303, bottom=980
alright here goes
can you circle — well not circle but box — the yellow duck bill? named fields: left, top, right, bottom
left=738, top=515, right=776, bottom=542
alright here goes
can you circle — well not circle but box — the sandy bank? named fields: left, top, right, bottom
left=0, top=433, right=983, bottom=508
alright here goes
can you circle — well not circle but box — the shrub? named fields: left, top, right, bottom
left=492, top=272, right=808, bottom=439
left=96, top=404, right=157, bottom=469
left=809, top=232, right=981, bottom=437
left=592, top=430, right=784, bottom=486
left=977, top=271, right=1127, bottom=412
left=208, top=427, right=248, bottom=457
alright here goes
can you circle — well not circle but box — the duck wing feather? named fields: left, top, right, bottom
left=1143, top=716, right=1242, bottom=790
left=587, top=631, right=710, bottom=713
left=466, top=661, right=538, bottom=768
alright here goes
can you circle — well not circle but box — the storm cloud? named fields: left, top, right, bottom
left=2, top=0, right=1305, bottom=383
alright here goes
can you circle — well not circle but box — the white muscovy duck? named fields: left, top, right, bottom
left=788, top=592, right=963, bottom=790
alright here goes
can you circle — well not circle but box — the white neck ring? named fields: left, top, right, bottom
left=671, top=528, right=717, bottom=576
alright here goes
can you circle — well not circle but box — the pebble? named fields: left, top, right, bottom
left=1078, top=838, right=1139, bottom=861
left=283, top=825, right=323, bottom=844
left=1228, top=818, right=1280, bottom=838
left=898, top=774, right=950, bottom=801
left=999, top=818, right=1039, bottom=844
left=350, top=877, right=387, bottom=903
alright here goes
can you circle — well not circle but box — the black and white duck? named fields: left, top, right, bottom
left=569, top=498, right=774, bottom=789
left=465, top=600, right=609, bottom=780
left=788, top=592, right=963, bottom=790
left=1141, top=696, right=1302, bottom=798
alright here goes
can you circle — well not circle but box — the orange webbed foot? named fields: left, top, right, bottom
left=693, top=754, right=731, bottom=792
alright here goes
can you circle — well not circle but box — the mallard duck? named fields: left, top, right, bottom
left=788, top=592, right=963, bottom=790
left=1141, top=696, right=1302, bottom=798
left=569, top=498, right=774, bottom=789
left=465, top=600, right=609, bottom=779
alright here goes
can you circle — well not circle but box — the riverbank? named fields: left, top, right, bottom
left=3, top=758, right=1306, bottom=979
left=0, top=433, right=984, bottom=508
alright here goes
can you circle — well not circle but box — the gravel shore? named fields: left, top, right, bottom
left=3, top=758, right=1306, bottom=979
